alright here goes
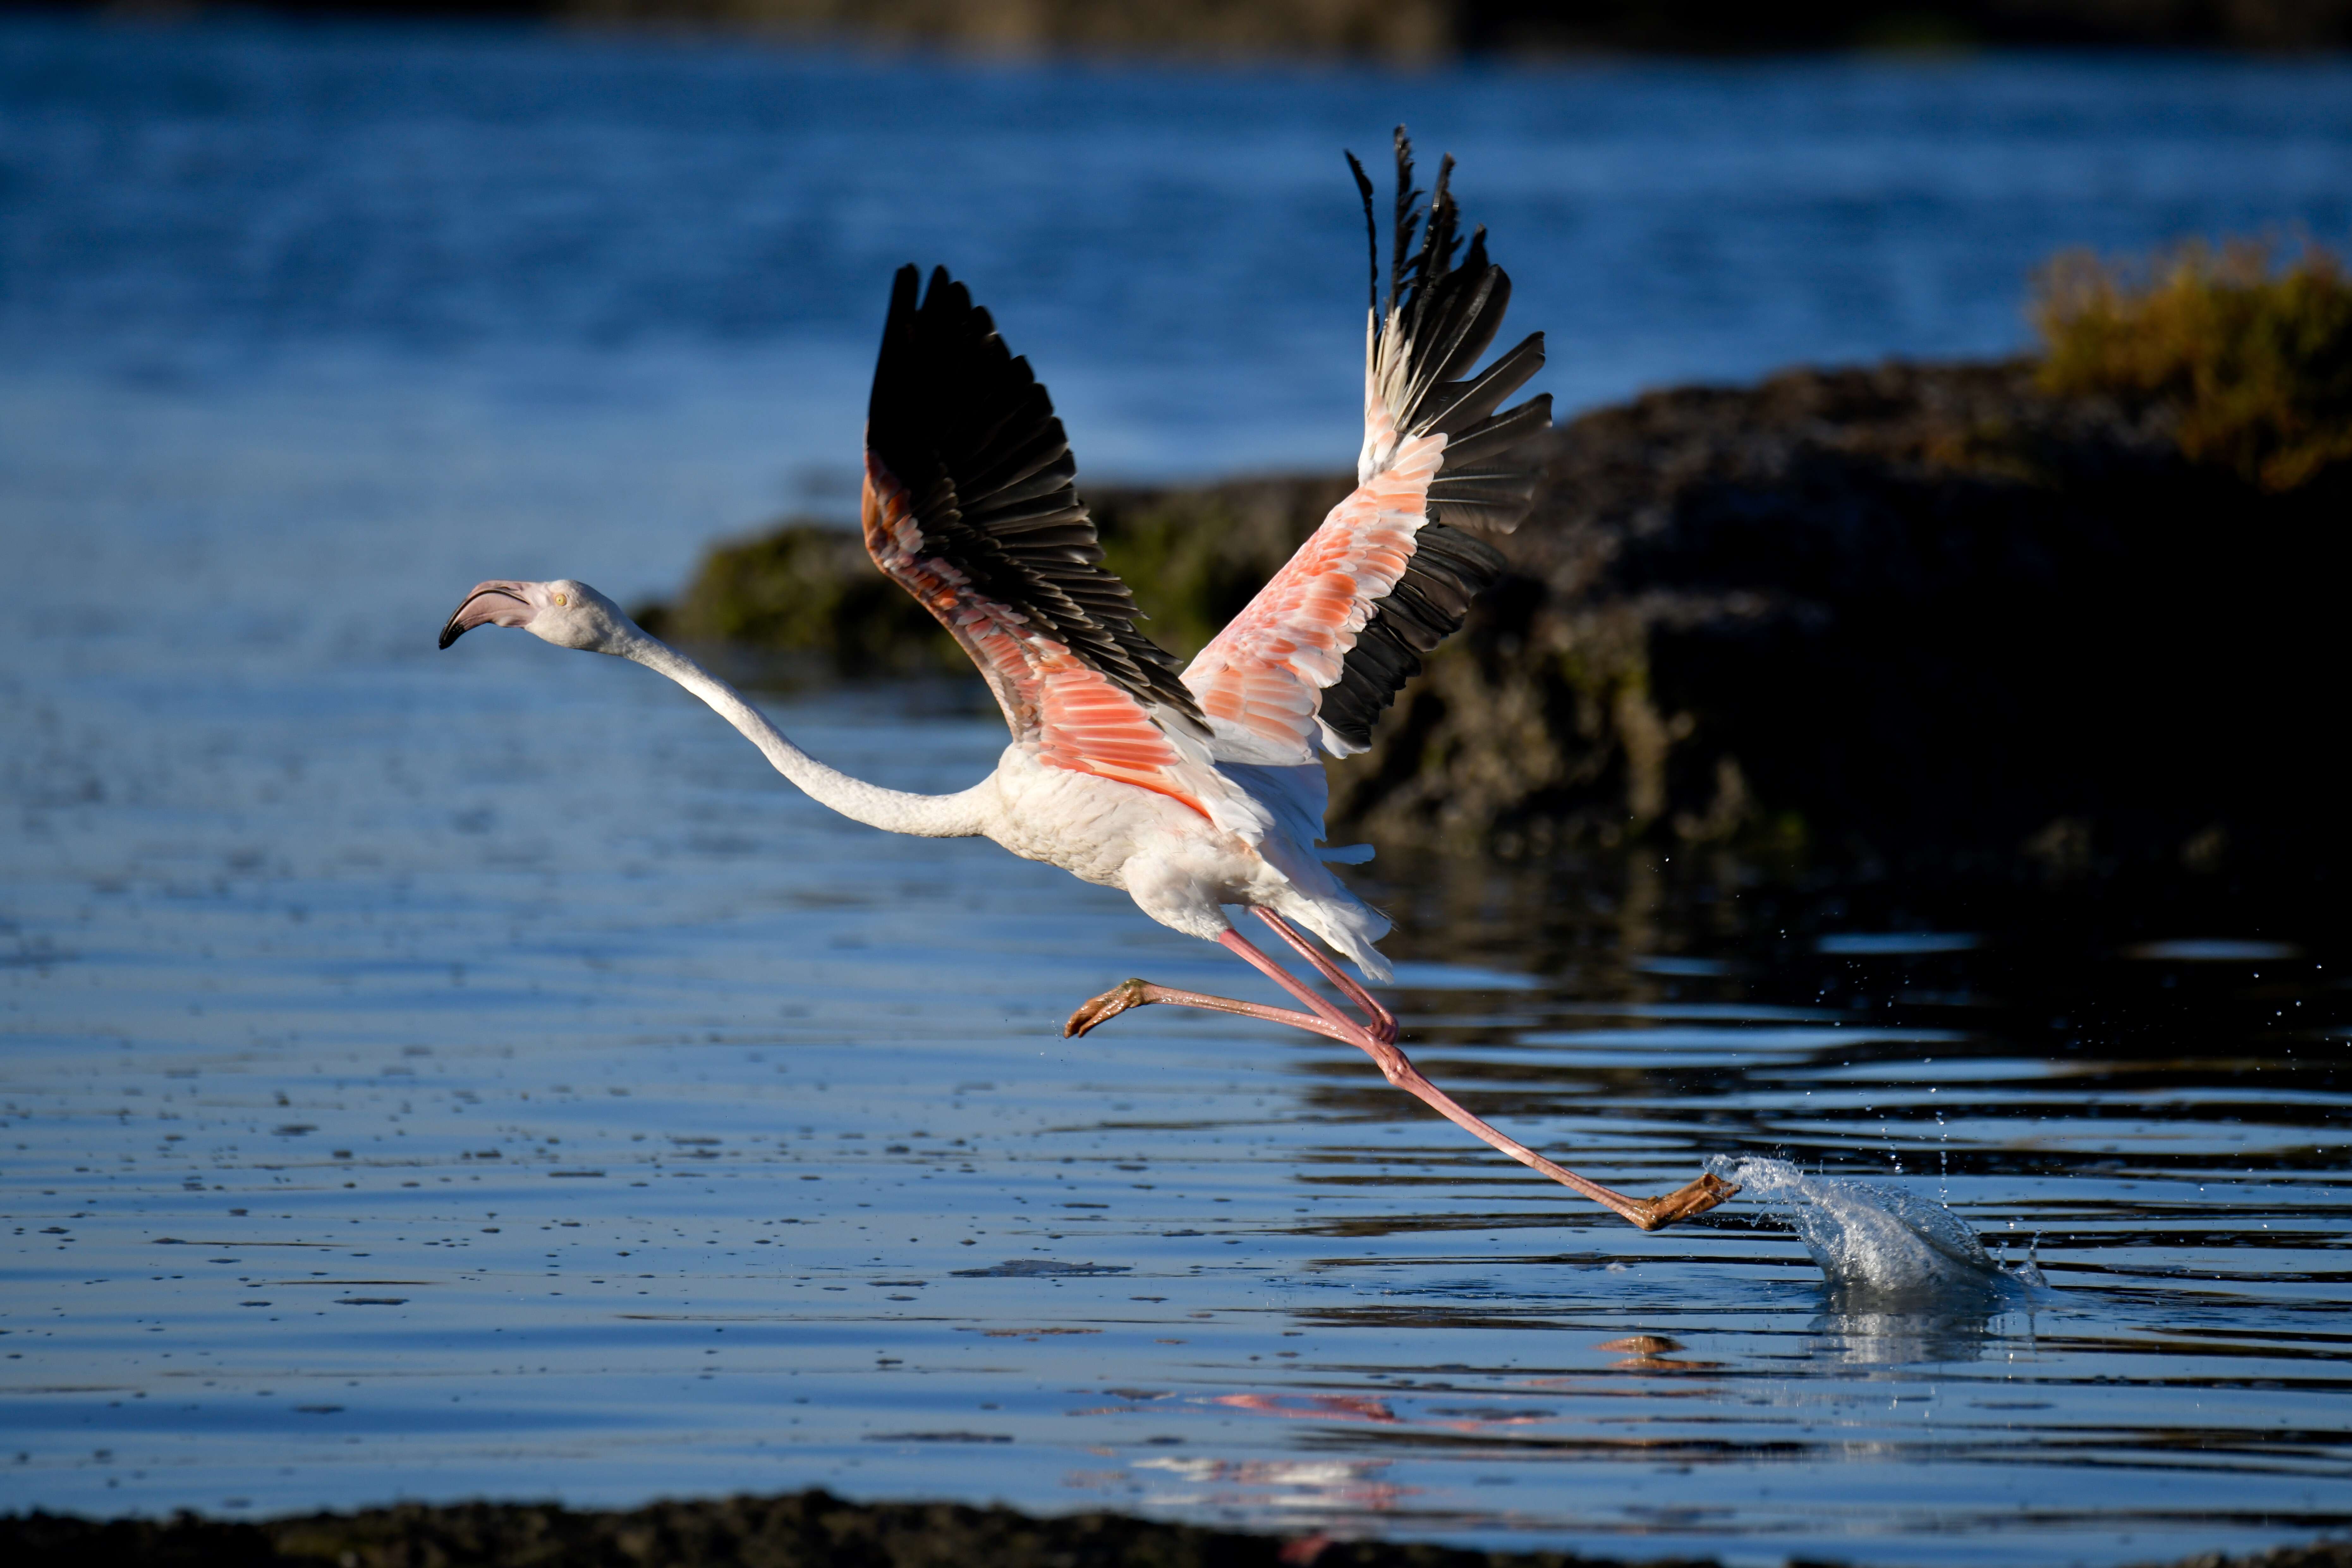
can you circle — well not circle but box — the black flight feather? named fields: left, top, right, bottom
left=1345, top=151, right=1379, bottom=323
left=1318, top=129, right=1553, bottom=753
left=866, top=264, right=1203, bottom=731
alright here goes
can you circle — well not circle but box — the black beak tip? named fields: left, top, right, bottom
left=438, top=619, right=466, bottom=651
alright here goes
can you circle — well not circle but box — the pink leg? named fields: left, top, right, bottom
left=1252, top=908, right=1396, bottom=1043
left=1062, top=923, right=1736, bottom=1232
left=1066, top=973, right=1359, bottom=1045
left=1214, top=927, right=1360, bottom=1032
left=1062, top=930, right=1369, bottom=1046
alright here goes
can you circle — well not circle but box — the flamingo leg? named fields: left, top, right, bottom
left=1212, top=926, right=1362, bottom=1032
left=1064, top=973, right=1359, bottom=1046
left=1252, top=908, right=1396, bottom=1042
left=1062, top=924, right=1737, bottom=1232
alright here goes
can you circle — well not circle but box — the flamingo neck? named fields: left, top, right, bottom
left=612, top=630, right=988, bottom=839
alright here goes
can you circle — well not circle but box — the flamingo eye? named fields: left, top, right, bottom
left=552, top=592, right=568, bottom=606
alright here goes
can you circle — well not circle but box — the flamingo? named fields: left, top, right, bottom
left=437, top=133, right=1735, bottom=1232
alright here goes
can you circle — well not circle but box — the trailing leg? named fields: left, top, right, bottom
left=1253, top=908, right=1396, bottom=1043
left=1061, top=923, right=1736, bottom=1231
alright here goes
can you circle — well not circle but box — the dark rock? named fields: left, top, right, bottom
left=1342, top=359, right=2351, bottom=881
left=640, top=357, right=2351, bottom=880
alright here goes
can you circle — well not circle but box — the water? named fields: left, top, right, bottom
left=1708, top=1157, right=2028, bottom=1301
left=7, top=18, right=2352, bottom=504
left=4, top=15, right=2351, bottom=1566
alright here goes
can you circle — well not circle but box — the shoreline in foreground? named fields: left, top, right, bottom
left=9, top=1487, right=2352, bottom=1568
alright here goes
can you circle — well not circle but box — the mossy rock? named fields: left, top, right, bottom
left=636, top=475, right=1350, bottom=673
left=634, top=521, right=955, bottom=674
left=634, top=347, right=2351, bottom=878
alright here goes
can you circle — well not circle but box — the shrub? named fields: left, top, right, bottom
left=2032, top=239, right=2352, bottom=492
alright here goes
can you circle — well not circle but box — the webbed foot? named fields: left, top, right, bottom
left=1065, top=979, right=1152, bottom=1039
left=1617, top=1172, right=1741, bottom=1231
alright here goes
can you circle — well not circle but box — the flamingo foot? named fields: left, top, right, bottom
left=1065, top=980, right=1152, bottom=1038
left=1616, top=1171, right=1741, bottom=1232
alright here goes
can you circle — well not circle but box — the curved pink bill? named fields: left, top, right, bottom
left=438, top=581, right=535, bottom=649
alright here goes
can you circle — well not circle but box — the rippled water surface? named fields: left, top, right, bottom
left=8, top=658, right=2347, bottom=1565
left=4, top=16, right=2351, bottom=1566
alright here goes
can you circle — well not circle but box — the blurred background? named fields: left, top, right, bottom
left=74, top=0, right=2352, bottom=55
left=2, top=4, right=2349, bottom=1562
left=6, top=4, right=2348, bottom=596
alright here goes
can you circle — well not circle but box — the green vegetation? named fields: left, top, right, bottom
left=2033, top=240, right=2352, bottom=492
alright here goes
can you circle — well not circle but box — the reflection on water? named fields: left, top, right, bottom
left=1806, top=1304, right=2028, bottom=1372
left=4, top=15, right=2351, bottom=1568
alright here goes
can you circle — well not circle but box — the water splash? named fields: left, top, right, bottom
left=1710, top=1156, right=2033, bottom=1302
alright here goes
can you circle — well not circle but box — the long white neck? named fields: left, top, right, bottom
left=610, top=629, right=989, bottom=839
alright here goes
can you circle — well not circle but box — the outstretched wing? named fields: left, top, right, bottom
left=1182, top=131, right=1552, bottom=763
left=862, top=265, right=1233, bottom=820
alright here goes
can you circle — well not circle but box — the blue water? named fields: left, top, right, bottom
left=7, top=17, right=2351, bottom=498
left=3, top=15, right=2350, bottom=1565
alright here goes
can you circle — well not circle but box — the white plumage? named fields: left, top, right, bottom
left=436, top=134, right=1734, bottom=1232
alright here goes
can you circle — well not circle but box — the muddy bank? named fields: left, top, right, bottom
left=641, top=357, right=2351, bottom=881
left=9, top=1493, right=2351, bottom=1568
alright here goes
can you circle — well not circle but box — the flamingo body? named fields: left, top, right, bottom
left=437, top=132, right=1736, bottom=1232
left=1016, top=748, right=1390, bottom=968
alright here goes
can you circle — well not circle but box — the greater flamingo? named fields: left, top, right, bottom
left=438, top=134, right=1735, bottom=1231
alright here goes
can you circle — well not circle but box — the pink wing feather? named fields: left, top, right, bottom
left=861, top=456, right=1211, bottom=815
left=1183, top=132, right=1553, bottom=764
left=1183, top=428, right=1448, bottom=763
left=863, top=265, right=1263, bottom=836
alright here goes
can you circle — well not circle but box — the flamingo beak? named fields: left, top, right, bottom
left=438, top=581, right=536, bottom=649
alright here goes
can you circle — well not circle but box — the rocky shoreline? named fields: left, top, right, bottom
left=641, top=355, right=2350, bottom=885
left=9, top=1491, right=2352, bottom=1568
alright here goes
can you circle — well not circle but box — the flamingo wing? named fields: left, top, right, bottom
left=863, top=265, right=1224, bottom=816
left=1182, top=131, right=1553, bottom=765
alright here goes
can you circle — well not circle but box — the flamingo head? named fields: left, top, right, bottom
left=437, top=579, right=637, bottom=653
